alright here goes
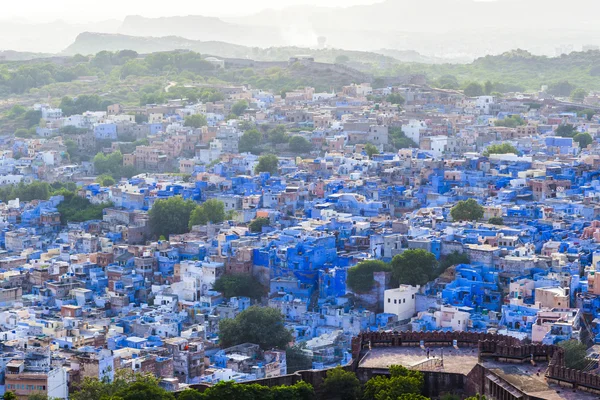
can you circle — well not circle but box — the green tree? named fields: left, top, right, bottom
left=494, top=116, right=525, bottom=128
left=115, top=380, right=175, bottom=400
left=184, top=114, right=207, bottom=128
left=188, top=206, right=208, bottom=228
left=578, top=109, right=596, bottom=121
left=488, top=216, right=504, bottom=225
left=231, top=100, right=249, bottom=116
left=484, top=80, right=494, bottom=95
left=320, top=366, right=362, bottom=400
left=7, top=105, right=26, bottom=119
left=438, top=251, right=470, bottom=274
left=149, top=196, right=197, bottom=238
left=201, top=380, right=315, bottom=400
left=93, top=151, right=124, bottom=176
left=3, top=392, right=17, bottom=400
left=436, top=75, right=459, bottom=90
left=177, top=389, right=203, bottom=400
left=389, top=127, right=417, bottom=149
left=289, top=136, right=313, bottom=153
left=391, top=249, right=438, bottom=286
left=387, top=93, right=405, bottom=105
left=465, top=395, right=487, bottom=400
left=212, top=274, right=265, bottom=299
left=558, top=340, right=588, bottom=370
left=249, top=217, right=270, bottom=233
left=335, top=55, right=350, bottom=64
left=286, top=344, right=313, bottom=373
left=571, top=88, right=588, bottom=102
left=219, top=306, right=292, bottom=350
left=347, top=260, right=392, bottom=293
left=239, top=129, right=262, bottom=154
left=548, top=81, right=575, bottom=97
left=364, top=143, right=379, bottom=159
left=556, top=124, right=576, bottom=137
left=574, top=132, right=593, bottom=148
left=268, top=125, right=289, bottom=144
left=23, top=109, right=42, bottom=128
left=463, top=82, right=484, bottom=97
left=255, top=154, right=279, bottom=175
left=482, top=143, right=518, bottom=156
left=26, top=395, right=49, bottom=400
left=450, top=198, right=484, bottom=221
left=363, top=365, right=424, bottom=400
left=202, top=199, right=226, bottom=223
left=56, top=190, right=112, bottom=224
left=97, top=174, right=116, bottom=186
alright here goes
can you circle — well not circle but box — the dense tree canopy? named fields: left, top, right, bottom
left=556, top=124, right=577, bottom=137
left=387, top=93, right=405, bottom=105
left=60, top=95, right=112, bottom=116
left=482, top=143, right=518, bottom=156
left=289, top=136, right=313, bottom=153
left=347, top=260, right=392, bottom=293
left=184, top=114, right=208, bottom=128
left=391, top=249, right=438, bottom=286
left=450, top=198, right=484, bottom=221
left=439, top=251, right=471, bottom=273
left=188, top=199, right=226, bottom=228
left=494, top=115, right=525, bottom=128
left=364, top=143, right=379, bottom=159
left=286, top=344, right=313, bottom=374
left=321, top=366, right=362, bottom=400
left=231, top=100, right=249, bottom=116
left=558, top=340, right=588, bottom=370
left=574, top=132, right=593, bottom=148
left=255, top=154, right=279, bottom=175
left=56, top=190, right=112, bottom=224
left=389, top=127, right=417, bottom=150
left=363, top=365, right=424, bottom=400
left=463, top=82, right=484, bottom=97
left=488, top=216, right=505, bottom=225
left=239, top=129, right=263, bottom=154
left=249, top=217, right=271, bottom=233
left=219, top=306, right=292, bottom=350
left=212, top=274, right=265, bottom=299
left=149, top=196, right=197, bottom=238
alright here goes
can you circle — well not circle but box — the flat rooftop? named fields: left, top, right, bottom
left=359, top=347, right=599, bottom=400
left=359, top=346, right=480, bottom=375
left=482, top=361, right=598, bottom=400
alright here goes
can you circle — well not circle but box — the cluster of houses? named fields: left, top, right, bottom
left=1, top=79, right=600, bottom=398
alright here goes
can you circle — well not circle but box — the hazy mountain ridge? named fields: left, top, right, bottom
left=62, top=32, right=431, bottom=66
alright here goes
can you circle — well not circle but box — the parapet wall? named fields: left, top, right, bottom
left=546, top=349, right=600, bottom=394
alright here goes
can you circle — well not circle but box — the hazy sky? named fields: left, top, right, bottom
left=3, top=0, right=381, bottom=23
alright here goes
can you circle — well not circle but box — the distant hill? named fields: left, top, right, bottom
left=63, top=32, right=251, bottom=57
left=62, top=32, right=406, bottom=66
left=118, top=15, right=285, bottom=47
left=0, top=50, right=51, bottom=61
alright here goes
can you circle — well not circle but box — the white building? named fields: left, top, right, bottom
left=384, top=285, right=419, bottom=321
left=434, top=306, right=470, bottom=332
left=401, top=120, right=427, bottom=144
left=475, top=96, right=496, bottom=114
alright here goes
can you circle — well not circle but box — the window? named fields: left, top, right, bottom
left=388, top=298, right=390, bottom=303
left=394, top=299, right=397, bottom=304
left=403, top=299, right=406, bottom=303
